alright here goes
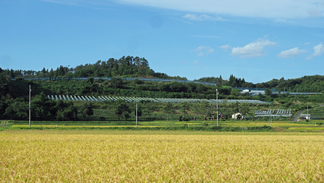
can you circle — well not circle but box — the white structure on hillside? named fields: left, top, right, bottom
left=232, top=113, right=242, bottom=119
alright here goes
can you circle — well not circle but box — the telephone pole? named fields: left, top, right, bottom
left=136, top=103, right=138, bottom=127
left=29, top=85, right=31, bottom=128
left=216, top=89, right=219, bottom=127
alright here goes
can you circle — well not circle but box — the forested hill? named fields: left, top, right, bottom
left=2, top=55, right=324, bottom=92
left=4, top=56, right=186, bottom=80
left=256, top=76, right=324, bottom=92
left=197, top=75, right=324, bottom=92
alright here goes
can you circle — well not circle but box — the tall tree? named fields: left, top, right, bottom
left=265, top=88, right=272, bottom=96
left=81, top=102, right=94, bottom=118
left=115, top=100, right=131, bottom=120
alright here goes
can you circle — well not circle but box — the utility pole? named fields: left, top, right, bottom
left=216, top=89, right=219, bottom=127
left=308, top=105, right=315, bottom=126
left=136, top=103, right=138, bottom=127
left=29, top=85, right=31, bottom=128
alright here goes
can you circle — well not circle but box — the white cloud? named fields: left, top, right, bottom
left=183, top=14, right=208, bottom=21
left=307, top=43, right=324, bottom=60
left=183, top=14, right=225, bottom=21
left=117, top=0, right=324, bottom=19
left=312, top=43, right=324, bottom=56
left=231, top=39, right=276, bottom=58
left=277, top=47, right=306, bottom=58
left=219, top=45, right=231, bottom=51
left=193, top=46, right=214, bottom=56
left=42, top=0, right=324, bottom=19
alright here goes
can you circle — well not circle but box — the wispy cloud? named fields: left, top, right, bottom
left=277, top=47, right=306, bottom=58
left=306, top=43, right=324, bottom=60
left=118, top=0, right=324, bottom=19
left=219, top=45, right=231, bottom=52
left=183, top=14, right=225, bottom=21
left=193, top=46, right=214, bottom=56
left=231, top=39, right=276, bottom=58
left=41, top=0, right=324, bottom=19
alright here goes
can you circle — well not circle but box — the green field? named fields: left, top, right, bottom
left=2, top=119, right=324, bottom=132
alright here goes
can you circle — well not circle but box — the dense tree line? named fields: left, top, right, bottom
left=196, top=75, right=254, bottom=88
left=255, top=76, right=324, bottom=92
left=1, top=91, right=84, bottom=121
left=0, top=68, right=93, bottom=121
left=4, top=55, right=323, bottom=92
left=4, top=56, right=186, bottom=80
left=34, top=77, right=233, bottom=99
left=197, top=75, right=324, bottom=93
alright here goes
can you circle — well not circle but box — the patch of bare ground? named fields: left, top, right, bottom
left=273, top=127, right=287, bottom=132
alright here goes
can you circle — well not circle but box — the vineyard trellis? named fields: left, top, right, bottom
left=48, top=95, right=270, bottom=104
left=254, top=109, right=292, bottom=117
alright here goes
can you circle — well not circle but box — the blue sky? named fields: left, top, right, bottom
left=1, top=0, right=324, bottom=83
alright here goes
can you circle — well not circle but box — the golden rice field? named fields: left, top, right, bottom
left=0, top=130, right=323, bottom=182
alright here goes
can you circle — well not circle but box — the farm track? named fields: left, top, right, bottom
left=292, top=110, right=305, bottom=122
